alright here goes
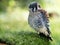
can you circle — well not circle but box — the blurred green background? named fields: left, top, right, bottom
left=0, top=0, right=60, bottom=45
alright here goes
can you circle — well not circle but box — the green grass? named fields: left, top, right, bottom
left=0, top=13, right=60, bottom=45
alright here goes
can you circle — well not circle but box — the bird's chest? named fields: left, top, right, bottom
left=28, top=13, right=44, bottom=29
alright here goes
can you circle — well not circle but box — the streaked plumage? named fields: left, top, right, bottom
left=28, top=2, right=52, bottom=41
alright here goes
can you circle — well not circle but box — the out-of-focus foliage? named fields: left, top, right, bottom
left=0, top=0, right=46, bottom=12
left=0, top=0, right=10, bottom=12
left=15, top=0, right=46, bottom=9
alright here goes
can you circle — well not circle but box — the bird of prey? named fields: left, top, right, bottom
left=28, top=2, right=52, bottom=41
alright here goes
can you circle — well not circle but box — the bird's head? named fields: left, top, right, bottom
left=29, top=2, right=41, bottom=12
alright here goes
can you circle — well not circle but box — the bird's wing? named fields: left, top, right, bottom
left=38, top=9, right=50, bottom=34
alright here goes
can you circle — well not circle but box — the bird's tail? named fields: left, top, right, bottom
left=39, top=33, right=53, bottom=41
left=47, top=35, right=53, bottom=41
